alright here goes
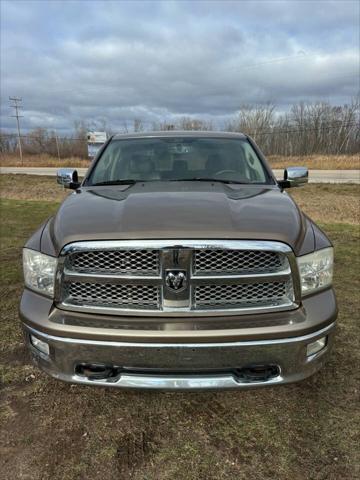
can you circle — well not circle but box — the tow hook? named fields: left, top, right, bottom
left=75, top=363, right=119, bottom=380
left=235, top=364, right=280, bottom=382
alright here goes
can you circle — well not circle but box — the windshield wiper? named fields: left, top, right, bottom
left=90, top=179, right=142, bottom=186
left=167, top=178, right=251, bottom=185
left=91, top=178, right=252, bottom=186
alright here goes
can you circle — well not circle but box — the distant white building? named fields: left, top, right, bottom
left=87, top=131, right=107, bottom=158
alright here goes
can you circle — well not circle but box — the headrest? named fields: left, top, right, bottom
left=129, top=155, right=154, bottom=174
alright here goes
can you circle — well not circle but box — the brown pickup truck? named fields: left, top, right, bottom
left=20, top=131, right=337, bottom=390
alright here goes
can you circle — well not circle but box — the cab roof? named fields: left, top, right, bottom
left=112, top=130, right=247, bottom=140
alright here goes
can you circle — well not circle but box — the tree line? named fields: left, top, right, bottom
left=1, top=98, right=359, bottom=158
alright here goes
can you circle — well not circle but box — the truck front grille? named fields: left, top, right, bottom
left=57, top=240, right=299, bottom=317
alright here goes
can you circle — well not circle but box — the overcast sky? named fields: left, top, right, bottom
left=1, top=0, right=359, bottom=133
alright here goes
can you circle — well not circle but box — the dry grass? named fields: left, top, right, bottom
left=268, top=154, right=360, bottom=170
left=0, top=153, right=90, bottom=168
left=0, top=174, right=69, bottom=202
left=1, top=175, right=358, bottom=225
left=1, top=153, right=359, bottom=170
left=289, top=184, right=360, bottom=225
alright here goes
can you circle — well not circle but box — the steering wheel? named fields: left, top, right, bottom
left=213, top=169, right=238, bottom=177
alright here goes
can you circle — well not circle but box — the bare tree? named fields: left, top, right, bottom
left=1, top=98, right=359, bottom=158
left=177, top=117, right=213, bottom=131
left=133, top=118, right=144, bottom=132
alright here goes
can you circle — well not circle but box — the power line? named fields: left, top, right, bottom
left=54, top=131, right=61, bottom=162
left=240, top=52, right=317, bottom=70
left=9, top=97, right=23, bottom=165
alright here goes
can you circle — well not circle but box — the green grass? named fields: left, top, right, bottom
left=0, top=193, right=359, bottom=480
left=0, top=200, right=60, bottom=353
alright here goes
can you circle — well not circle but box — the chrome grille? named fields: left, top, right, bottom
left=65, top=282, right=160, bottom=309
left=195, top=281, right=293, bottom=308
left=194, top=249, right=284, bottom=274
left=67, top=249, right=159, bottom=274
left=57, top=240, right=299, bottom=316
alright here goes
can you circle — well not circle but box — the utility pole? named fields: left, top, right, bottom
left=9, top=97, right=23, bottom=165
left=55, top=131, right=61, bottom=162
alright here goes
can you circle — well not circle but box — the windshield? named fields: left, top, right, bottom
left=87, top=137, right=271, bottom=185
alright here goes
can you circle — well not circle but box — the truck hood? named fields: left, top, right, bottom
left=45, top=182, right=314, bottom=256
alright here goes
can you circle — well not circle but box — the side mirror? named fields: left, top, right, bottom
left=57, top=169, right=80, bottom=189
left=278, top=166, right=308, bottom=188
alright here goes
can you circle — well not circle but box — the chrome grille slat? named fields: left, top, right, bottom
left=56, top=240, right=299, bottom=317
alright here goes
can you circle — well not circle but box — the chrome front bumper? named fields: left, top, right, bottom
left=23, top=322, right=336, bottom=390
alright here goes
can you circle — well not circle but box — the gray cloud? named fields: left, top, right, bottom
left=0, top=0, right=359, bottom=133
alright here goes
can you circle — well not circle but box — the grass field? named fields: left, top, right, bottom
left=1, top=153, right=359, bottom=170
left=0, top=176, right=359, bottom=480
left=0, top=153, right=91, bottom=168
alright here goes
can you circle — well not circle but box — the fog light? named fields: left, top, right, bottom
left=30, top=334, right=50, bottom=355
left=307, top=336, right=327, bottom=357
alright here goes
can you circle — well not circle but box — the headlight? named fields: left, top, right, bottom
left=23, top=248, right=57, bottom=297
left=296, top=247, right=333, bottom=296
